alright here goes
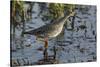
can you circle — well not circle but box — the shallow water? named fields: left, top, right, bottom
left=11, top=3, right=96, bottom=66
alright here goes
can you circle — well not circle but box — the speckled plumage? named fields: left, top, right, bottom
left=24, top=12, right=75, bottom=39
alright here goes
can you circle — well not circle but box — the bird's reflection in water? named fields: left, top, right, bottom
left=36, top=45, right=58, bottom=64
left=44, top=45, right=58, bottom=63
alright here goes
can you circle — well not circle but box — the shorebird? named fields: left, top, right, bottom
left=24, top=12, right=75, bottom=48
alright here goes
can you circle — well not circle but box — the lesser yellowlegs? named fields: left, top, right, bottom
left=24, top=12, right=75, bottom=48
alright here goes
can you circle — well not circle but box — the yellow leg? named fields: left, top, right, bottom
left=44, top=37, right=48, bottom=48
left=44, top=40, right=48, bottom=48
left=44, top=37, right=48, bottom=61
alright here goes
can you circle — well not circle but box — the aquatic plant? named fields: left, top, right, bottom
left=48, top=3, right=75, bottom=19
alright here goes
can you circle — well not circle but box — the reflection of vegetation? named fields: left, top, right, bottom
left=11, top=0, right=24, bottom=34
left=11, top=0, right=24, bottom=24
left=11, top=1, right=34, bottom=50
left=49, top=3, right=64, bottom=19
left=11, top=0, right=26, bottom=49
left=48, top=3, right=75, bottom=19
left=11, top=0, right=24, bottom=47
left=41, top=3, right=75, bottom=20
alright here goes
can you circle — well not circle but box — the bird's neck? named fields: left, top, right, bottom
left=57, top=14, right=69, bottom=26
left=62, top=14, right=71, bottom=23
left=53, top=12, right=74, bottom=26
left=59, top=12, right=74, bottom=26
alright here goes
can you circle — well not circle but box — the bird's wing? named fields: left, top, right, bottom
left=24, top=23, right=52, bottom=35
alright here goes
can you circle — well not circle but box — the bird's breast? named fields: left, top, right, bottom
left=48, top=24, right=64, bottom=38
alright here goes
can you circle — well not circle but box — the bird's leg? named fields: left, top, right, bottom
left=44, top=47, right=48, bottom=61
left=44, top=37, right=48, bottom=48
left=44, top=37, right=48, bottom=61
